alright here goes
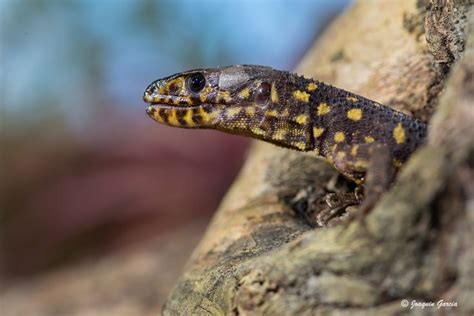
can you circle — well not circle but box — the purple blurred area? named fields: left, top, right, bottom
left=1, top=108, right=249, bottom=276
left=0, top=0, right=349, bottom=291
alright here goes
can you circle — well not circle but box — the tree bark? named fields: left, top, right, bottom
left=164, top=1, right=474, bottom=315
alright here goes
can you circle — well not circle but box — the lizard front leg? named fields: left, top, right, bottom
left=329, top=142, right=395, bottom=223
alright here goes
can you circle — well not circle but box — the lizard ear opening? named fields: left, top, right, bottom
left=255, top=82, right=271, bottom=104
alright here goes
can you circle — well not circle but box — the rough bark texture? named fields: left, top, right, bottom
left=164, top=1, right=474, bottom=315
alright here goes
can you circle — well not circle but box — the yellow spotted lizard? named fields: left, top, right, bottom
left=143, top=65, right=427, bottom=222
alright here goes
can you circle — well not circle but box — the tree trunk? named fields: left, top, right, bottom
left=164, top=1, right=474, bottom=315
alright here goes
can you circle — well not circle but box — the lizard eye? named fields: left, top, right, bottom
left=255, top=82, right=271, bottom=104
left=187, top=73, right=206, bottom=93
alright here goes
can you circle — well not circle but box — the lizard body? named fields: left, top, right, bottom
left=143, top=65, right=427, bottom=186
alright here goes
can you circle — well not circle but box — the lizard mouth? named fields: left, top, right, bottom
left=143, top=92, right=199, bottom=108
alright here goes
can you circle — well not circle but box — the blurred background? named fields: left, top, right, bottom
left=1, top=0, right=350, bottom=313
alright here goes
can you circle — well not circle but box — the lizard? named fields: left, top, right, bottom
left=143, top=65, right=427, bottom=224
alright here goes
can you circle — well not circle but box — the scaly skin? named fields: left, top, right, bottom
left=143, top=65, right=427, bottom=186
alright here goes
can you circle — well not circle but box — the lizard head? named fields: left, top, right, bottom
left=144, top=65, right=312, bottom=150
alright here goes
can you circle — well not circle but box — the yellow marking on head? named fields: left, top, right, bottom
left=218, top=91, right=232, bottom=103
left=281, top=108, right=290, bottom=117
left=313, top=127, right=324, bottom=138
left=317, top=103, right=331, bottom=116
left=167, top=109, right=180, bottom=126
left=347, top=108, right=362, bottom=121
left=239, top=87, right=250, bottom=99
left=245, top=107, right=256, bottom=116
left=313, top=148, right=320, bottom=155
left=364, top=136, right=375, bottom=143
left=144, top=94, right=152, bottom=102
left=149, top=108, right=164, bottom=123
left=351, top=145, right=359, bottom=156
left=326, top=155, right=334, bottom=165
left=336, top=151, right=346, bottom=161
left=266, top=109, right=279, bottom=117
left=183, top=109, right=195, bottom=126
left=393, top=158, right=403, bottom=168
left=251, top=127, right=266, bottom=136
left=334, top=132, right=345, bottom=143
left=295, top=114, right=308, bottom=125
left=164, top=78, right=184, bottom=94
left=271, top=83, right=279, bottom=103
left=393, top=123, right=406, bottom=144
left=292, top=90, right=310, bottom=103
left=307, top=82, right=317, bottom=91
left=226, top=107, right=242, bottom=118
left=346, top=96, right=358, bottom=102
left=200, top=93, right=208, bottom=102
left=198, top=107, right=211, bottom=123
left=273, top=129, right=286, bottom=141
left=293, top=142, right=307, bottom=150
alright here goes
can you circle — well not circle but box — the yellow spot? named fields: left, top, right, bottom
left=167, top=110, right=180, bottom=126
left=183, top=109, right=195, bottom=126
left=239, top=88, right=250, bottom=99
left=355, top=160, right=368, bottom=169
left=144, top=94, right=152, bottom=102
left=271, top=83, right=279, bottom=103
left=393, top=123, right=406, bottom=144
left=307, top=82, right=317, bottom=91
left=245, top=107, right=256, bottom=116
left=314, top=148, right=320, bottom=155
left=364, top=136, right=375, bottom=143
left=273, top=129, right=286, bottom=141
left=200, top=93, right=208, bottom=102
left=293, top=142, right=307, bottom=150
left=267, top=109, right=279, bottom=117
left=281, top=108, right=290, bottom=117
left=295, top=114, right=308, bottom=125
left=149, top=108, right=164, bottom=123
left=351, top=145, right=359, bottom=156
left=226, top=107, right=241, bottom=118
left=336, top=151, right=346, bottom=160
left=292, top=90, right=310, bottom=103
left=347, top=108, right=362, bottom=121
left=393, top=159, right=403, bottom=168
left=199, top=107, right=210, bottom=123
left=217, top=91, right=231, bottom=103
left=317, top=103, right=331, bottom=116
left=313, top=127, right=324, bottom=138
left=251, top=127, right=266, bottom=136
left=346, top=96, right=358, bottom=102
left=327, top=155, right=334, bottom=165
left=334, top=132, right=345, bottom=143
left=165, top=78, right=184, bottom=91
